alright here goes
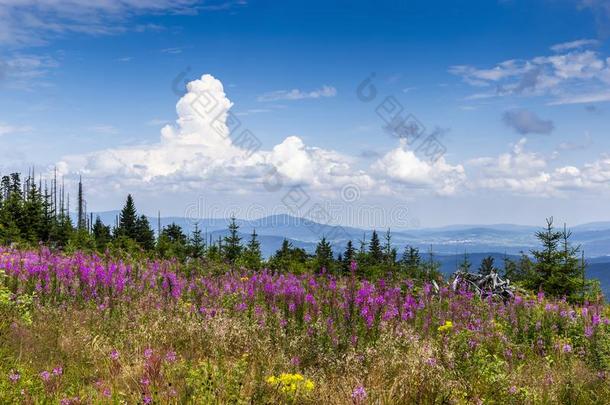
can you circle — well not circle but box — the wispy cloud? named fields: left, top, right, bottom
left=87, top=125, right=119, bottom=135
left=0, top=54, right=59, bottom=89
left=257, top=85, right=337, bottom=102
left=449, top=42, right=610, bottom=105
left=0, top=0, right=246, bottom=46
left=550, top=38, right=600, bottom=52
left=0, top=122, right=32, bottom=137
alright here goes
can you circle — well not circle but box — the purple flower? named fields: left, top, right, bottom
left=143, top=395, right=152, bottom=404
left=165, top=351, right=177, bottom=363
left=8, top=371, right=20, bottom=383
left=53, top=366, right=63, bottom=376
left=40, top=370, right=50, bottom=381
left=110, top=349, right=120, bottom=361
left=562, top=344, right=572, bottom=353
left=140, top=377, right=150, bottom=387
left=144, top=348, right=153, bottom=359
left=351, top=385, right=367, bottom=403
left=585, top=326, right=594, bottom=338
left=509, top=386, right=517, bottom=394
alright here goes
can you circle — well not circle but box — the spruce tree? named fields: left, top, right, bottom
left=223, top=217, right=242, bottom=264
left=135, top=215, right=155, bottom=250
left=92, top=216, right=112, bottom=251
left=117, top=194, right=138, bottom=240
left=189, top=223, right=206, bottom=258
left=478, top=256, right=497, bottom=276
left=315, top=236, right=333, bottom=271
left=530, top=217, right=563, bottom=293
left=368, top=230, right=383, bottom=264
left=342, top=240, right=356, bottom=272
left=458, top=252, right=472, bottom=272
left=242, top=229, right=262, bottom=270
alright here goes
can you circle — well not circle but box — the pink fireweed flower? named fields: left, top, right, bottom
left=140, top=377, right=150, bottom=387
left=9, top=370, right=20, bottom=383
left=144, top=348, right=153, bottom=359
left=143, top=395, right=152, bottom=404
left=350, top=260, right=358, bottom=272
left=585, top=326, right=594, bottom=338
left=53, top=366, right=63, bottom=376
left=351, top=385, right=367, bottom=403
left=110, top=349, right=120, bottom=361
left=165, top=351, right=177, bottom=363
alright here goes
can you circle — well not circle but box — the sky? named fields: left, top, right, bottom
left=1, top=0, right=610, bottom=229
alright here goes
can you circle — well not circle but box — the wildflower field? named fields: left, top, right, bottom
left=1, top=247, right=610, bottom=404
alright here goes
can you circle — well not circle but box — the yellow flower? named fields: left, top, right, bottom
left=267, top=373, right=314, bottom=396
left=240, top=276, right=249, bottom=281
left=438, top=320, right=453, bottom=332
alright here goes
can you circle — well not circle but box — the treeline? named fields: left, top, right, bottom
left=0, top=172, right=600, bottom=302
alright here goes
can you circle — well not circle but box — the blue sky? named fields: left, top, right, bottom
left=1, top=0, right=610, bottom=228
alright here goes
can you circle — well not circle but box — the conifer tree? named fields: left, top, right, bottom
left=135, top=215, right=155, bottom=250
left=117, top=194, right=138, bottom=240
left=223, top=217, right=242, bottom=264
left=368, top=230, right=383, bottom=264
left=315, top=236, right=333, bottom=271
left=342, top=240, right=356, bottom=272
left=530, top=217, right=563, bottom=292
left=92, top=216, right=112, bottom=251
left=189, top=223, right=206, bottom=258
left=458, top=252, right=472, bottom=272
left=242, top=229, right=262, bottom=270
left=478, top=256, right=497, bottom=276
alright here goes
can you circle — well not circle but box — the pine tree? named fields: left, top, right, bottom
left=530, top=217, right=563, bottom=292
left=92, top=216, right=112, bottom=251
left=189, top=223, right=206, bottom=258
left=383, top=228, right=396, bottom=265
left=458, top=252, right=472, bottom=272
left=401, top=246, right=422, bottom=277
left=368, top=230, right=383, bottom=264
left=478, top=256, right=497, bottom=276
left=223, top=217, right=242, bottom=264
left=117, top=194, right=138, bottom=240
left=342, top=240, right=356, bottom=272
left=135, top=215, right=155, bottom=250
left=315, top=236, right=333, bottom=271
left=242, top=229, right=262, bottom=270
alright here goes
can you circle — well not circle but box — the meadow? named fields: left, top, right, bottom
left=1, top=247, right=609, bottom=404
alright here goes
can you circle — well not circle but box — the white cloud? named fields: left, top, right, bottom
left=467, top=138, right=610, bottom=195
left=449, top=45, right=610, bottom=104
left=0, top=122, right=32, bottom=136
left=372, top=140, right=466, bottom=196
left=58, top=74, right=372, bottom=196
left=550, top=39, right=599, bottom=52
left=467, top=138, right=553, bottom=194
left=257, top=85, right=337, bottom=102
left=0, top=0, right=243, bottom=46
left=58, top=73, right=471, bottom=202
left=0, top=54, right=59, bottom=89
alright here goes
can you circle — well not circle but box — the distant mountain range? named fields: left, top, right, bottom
left=91, top=211, right=610, bottom=258
left=88, top=211, right=610, bottom=297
